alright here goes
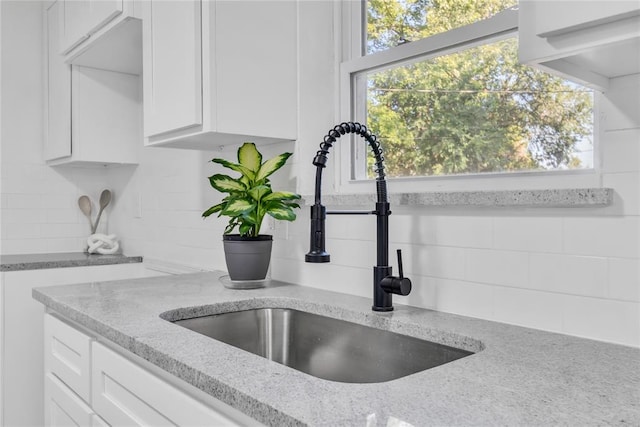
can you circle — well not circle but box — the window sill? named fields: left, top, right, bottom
left=304, top=188, right=613, bottom=208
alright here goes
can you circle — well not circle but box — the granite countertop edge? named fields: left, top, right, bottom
left=0, top=252, right=143, bottom=272
left=303, top=187, right=614, bottom=208
left=32, top=271, right=640, bottom=426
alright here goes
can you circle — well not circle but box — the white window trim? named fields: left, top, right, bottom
left=335, top=3, right=603, bottom=195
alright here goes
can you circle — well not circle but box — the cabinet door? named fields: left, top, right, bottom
left=45, top=1, right=72, bottom=161
left=92, top=342, right=240, bottom=426
left=61, top=0, right=124, bottom=54
left=529, top=1, right=640, bottom=37
left=143, top=0, right=202, bottom=137
left=45, top=314, right=93, bottom=402
left=44, top=373, right=94, bottom=427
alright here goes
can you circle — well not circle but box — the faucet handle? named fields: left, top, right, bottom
left=396, top=249, right=405, bottom=279
left=380, top=250, right=412, bottom=296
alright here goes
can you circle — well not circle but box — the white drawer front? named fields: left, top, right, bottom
left=44, top=314, right=93, bottom=403
left=91, top=342, right=240, bottom=427
left=45, top=373, right=94, bottom=427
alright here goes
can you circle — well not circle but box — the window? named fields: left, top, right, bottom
left=342, top=1, right=595, bottom=182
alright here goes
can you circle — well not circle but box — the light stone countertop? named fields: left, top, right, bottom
left=33, top=271, right=640, bottom=426
left=0, top=252, right=143, bottom=272
left=303, top=188, right=613, bottom=208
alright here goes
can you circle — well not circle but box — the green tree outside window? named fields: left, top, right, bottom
left=363, top=0, right=594, bottom=177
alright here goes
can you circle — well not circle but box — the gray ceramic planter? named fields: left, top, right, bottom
left=222, top=234, right=273, bottom=281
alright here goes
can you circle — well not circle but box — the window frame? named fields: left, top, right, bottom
left=336, top=2, right=602, bottom=194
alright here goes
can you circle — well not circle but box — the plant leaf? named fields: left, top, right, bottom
left=262, top=191, right=301, bottom=202
left=202, top=202, right=224, bottom=218
left=211, top=158, right=255, bottom=180
left=237, top=143, right=262, bottom=173
left=285, top=202, right=300, bottom=209
left=255, top=152, right=292, bottom=182
left=248, top=185, right=271, bottom=202
left=222, top=197, right=254, bottom=216
left=266, top=203, right=297, bottom=221
left=224, top=217, right=240, bottom=234
left=209, top=174, right=246, bottom=193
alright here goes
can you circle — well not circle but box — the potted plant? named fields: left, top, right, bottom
left=203, top=142, right=301, bottom=281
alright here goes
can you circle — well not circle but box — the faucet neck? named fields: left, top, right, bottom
left=312, top=122, right=388, bottom=204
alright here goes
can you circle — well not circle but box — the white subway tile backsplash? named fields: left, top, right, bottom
left=608, top=258, right=640, bottom=302
left=601, top=129, right=640, bottom=173
left=1, top=239, right=41, bottom=254
left=529, top=253, right=608, bottom=298
left=40, top=193, right=76, bottom=210
left=402, top=275, right=438, bottom=311
left=563, top=217, right=640, bottom=258
left=401, top=244, right=466, bottom=280
left=493, top=216, right=563, bottom=253
left=274, top=261, right=370, bottom=299
left=1, top=223, right=42, bottom=239
left=390, top=213, right=438, bottom=245
left=433, top=278, right=494, bottom=319
left=435, top=215, right=494, bottom=248
left=44, top=209, right=79, bottom=224
left=323, top=238, right=376, bottom=268
left=465, top=248, right=528, bottom=287
left=6, top=194, right=43, bottom=209
left=326, top=214, right=376, bottom=242
left=43, top=237, right=86, bottom=253
left=39, top=223, right=85, bottom=239
left=492, top=286, right=564, bottom=333
left=2, top=209, right=42, bottom=224
left=562, top=296, right=640, bottom=347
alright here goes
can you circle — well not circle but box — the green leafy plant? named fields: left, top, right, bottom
left=203, top=142, right=301, bottom=237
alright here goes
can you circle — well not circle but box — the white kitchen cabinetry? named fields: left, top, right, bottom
left=142, top=0, right=298, bottom=149
left=519, top=0, right=640, bottom=91
left=45, top=373, right=99, bottom=427
left=58, top=0, right=141, bottom=63
left=44, top=312, right=93, bottom=402
left=41, top=313, right=259, bottom=426
left=45, top=1, right=141, bottom=166
left=0, top=263, right=151, bottom=427
left=92, top=342, right=242, bottom=426
left=43, top=313, right=106, bottom=427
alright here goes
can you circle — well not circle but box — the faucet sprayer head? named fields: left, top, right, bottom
left=305, top=203, right=330, bottom=263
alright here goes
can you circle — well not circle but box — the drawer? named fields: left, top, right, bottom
left=44, top=314, right=93, bottom=403
left=44, top=373, right=99, bottom=427
left=91, top=342, right=241, bottom=426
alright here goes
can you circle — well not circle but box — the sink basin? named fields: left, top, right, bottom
left=172, top=308, right=473, bottom=383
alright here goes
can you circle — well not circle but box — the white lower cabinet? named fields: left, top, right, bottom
left=45, top=373, right=105, bottom=427
left=45, top=313, right=93, bottom=403
left=92, top=342, right=240, bottom=426
left=0, top=263, right=152, bottom=427
left=43, top=314, right=255, bottom=427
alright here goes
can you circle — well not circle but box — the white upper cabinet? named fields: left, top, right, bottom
left=44, top=1, right=140, bottom=166
left=519, top=0, right=640, bottom=91
left=45, top=1, right=72, bottom=161
left=143, top=0, right=203, bottom=138
left=44, top=1, right=142, bottom=166
left=142, top=0, right=298, bottom=149
left=58, top=0, right=143, bottom=67
left=60, top=0, right=124, bottom=54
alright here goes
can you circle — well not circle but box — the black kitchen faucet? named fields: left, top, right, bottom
left=305, top=122, right=412, bottom=311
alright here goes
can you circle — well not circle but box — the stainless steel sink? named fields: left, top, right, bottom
left=172, top=308, right=473, bottom=383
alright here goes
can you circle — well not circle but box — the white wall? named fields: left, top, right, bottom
left=1, top=1, right=638, bottom=347
left=0, top=0, right=115, bottom=254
